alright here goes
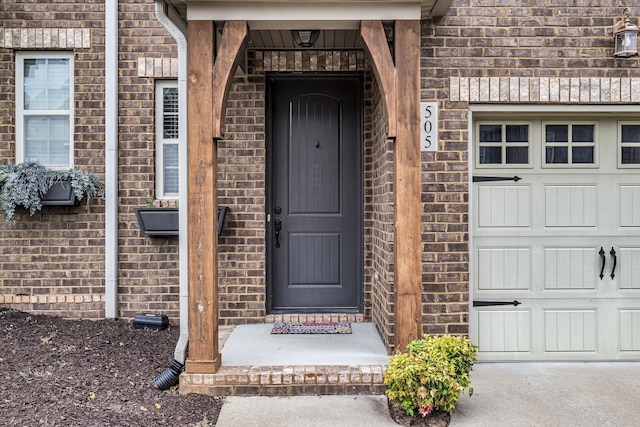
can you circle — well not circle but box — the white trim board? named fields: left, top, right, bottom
left=187, top=2, right=420, bottom=28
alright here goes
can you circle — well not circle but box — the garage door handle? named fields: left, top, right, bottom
left=599, top=247, right=606, bottom=280
left=610, top=247, right=617, bottom=280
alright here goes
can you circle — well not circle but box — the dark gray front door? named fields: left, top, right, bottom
left=268, top=75, right=362, bottom=311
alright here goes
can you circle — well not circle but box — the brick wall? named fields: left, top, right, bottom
left=366, top=72, right=396, bottom=349
left=419, top=0, right=640, bottom=337
left=0, top=0, right=108, bottom=318
left=0, top=0, right=180, bottom=320
left=116, top=0, right=179, bottom=320
left=217, top=51, right=267, bottom=325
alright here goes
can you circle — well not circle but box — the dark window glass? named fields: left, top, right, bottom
left=546, top=147, right=568, bottom=164
left=546, top=125, right=568, bottom=143
left=479, top=146, right=502, bottom=164
left=479, top=125, right=502, bottom=142
left=506, top=147, right=528, bottom=164
left=622, top=125, right=640, bottom=143
left=622, top=147, right=640, bottom=164
left=572, top=147, right=594, bottom=164
left=505, top=125, right=528, bottom=142
left=572, top=125, right=594, bottom=142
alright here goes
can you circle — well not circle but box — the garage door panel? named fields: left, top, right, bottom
left=619, top=185, right=640, bottom=227
left=477, top=247, right=531, bottom=290
left=478, top=185, right=530, bottom=227
left=544, top=247, right=597, bottom=290
left=477, top=310, right=531, bottom=353
left=619, top=309, right=640, bottom=351
left=544, top=185, right=597, bottom=227
left=544, top=309, right=597, bottom=352
left=618, top=247, right=640, bottom=289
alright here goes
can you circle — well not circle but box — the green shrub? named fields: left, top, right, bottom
left=383, top=335, right=477, bottom=417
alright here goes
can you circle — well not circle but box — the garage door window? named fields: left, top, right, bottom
left=544, top=123, right=596, bottom=166
left=477, top=123, right=530, bottom=167
left=620, top=123, right=640, bottom=167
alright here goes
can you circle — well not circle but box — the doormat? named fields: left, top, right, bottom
left=271, top=321, right=352, bottom=334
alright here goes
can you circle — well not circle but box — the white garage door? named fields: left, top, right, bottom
left=472, top=118, right=640, bottom=361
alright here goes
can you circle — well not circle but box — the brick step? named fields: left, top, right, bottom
left=180, top=364, right=387, bottom=396
left=264, top=313, right=366, bottom=323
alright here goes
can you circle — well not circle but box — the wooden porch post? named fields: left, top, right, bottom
left=185, top=20, right=247, bottom=374
left=186, top=20, right=220, bottom=373
left=393, top=20, right=423, bottom=352
left=360, top=20, right=423, bottom=351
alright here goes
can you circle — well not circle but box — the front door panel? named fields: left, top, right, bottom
left=268, top=75, right=362, bottom=311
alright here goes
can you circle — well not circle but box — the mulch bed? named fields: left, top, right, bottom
left=1, top=307, right=453, bottom=426
left=0, top=308, right=222, bottom=427
left=388, top=400, right=451, bottom=426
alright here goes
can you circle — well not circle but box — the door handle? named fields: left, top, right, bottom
left=274, top=218, right=282, bottom=248
left=599, top=247, right=606, bottom=280
left=610, top=247, right=617, bottom=279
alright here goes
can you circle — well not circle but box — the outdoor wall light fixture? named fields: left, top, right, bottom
left=613, top=8, right=639, bottom=57
left=291, top=30, right=320, bottom=48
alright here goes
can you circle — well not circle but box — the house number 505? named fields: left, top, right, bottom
left=420, top=102, right=438, bottom=152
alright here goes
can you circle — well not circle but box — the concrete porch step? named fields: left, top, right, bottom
left=180, top=321, right=390, bottom=396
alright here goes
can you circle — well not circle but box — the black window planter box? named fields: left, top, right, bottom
left=40, top=180, right=79, bottom=206
left=134, top=206, right=227, bottom=237
left=134, top=207, right=179, bottom=236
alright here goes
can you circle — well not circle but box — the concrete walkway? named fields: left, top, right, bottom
left=216, top=395, right=398, bottom=427
left=450, top=362, right=640, bottom=426
left=215, top=362, right=640, bottom=426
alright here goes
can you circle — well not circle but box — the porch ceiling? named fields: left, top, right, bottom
left=250, top=29, right=362, bottom=49
left=162, top=0, right=451, bottom=49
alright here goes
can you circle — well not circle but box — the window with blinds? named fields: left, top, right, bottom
left=16, top=52, right=74, bottom=168
left=156, top=81, right=179, bottom=198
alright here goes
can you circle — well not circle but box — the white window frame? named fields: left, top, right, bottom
left=541, top=121, right=599, bottom=169
left=618, top=121, right=640, bottom=169
left=156, top=80, right=179, bottom=199
left=15, top=51, right=74, bottom=168
left=475, top=121, right=533, bottom=169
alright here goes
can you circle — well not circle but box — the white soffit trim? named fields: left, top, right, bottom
left=187, top=2, right=421, bottom=28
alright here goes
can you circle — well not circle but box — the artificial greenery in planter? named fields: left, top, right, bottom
left=383, top=334, right=477, bottom=418
left=0, top=162, right=105, bottom=223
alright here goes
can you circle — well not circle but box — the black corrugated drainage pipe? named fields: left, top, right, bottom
left=154, top=359, right=184, bottom=390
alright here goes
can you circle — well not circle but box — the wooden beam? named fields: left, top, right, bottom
left=359, top=20, right=397, bottom=139
left=393, top=20, right=422, bottom=352
left=185, top=20, right=221, bottom=373
left=212, top=21, right=248, bottom=140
